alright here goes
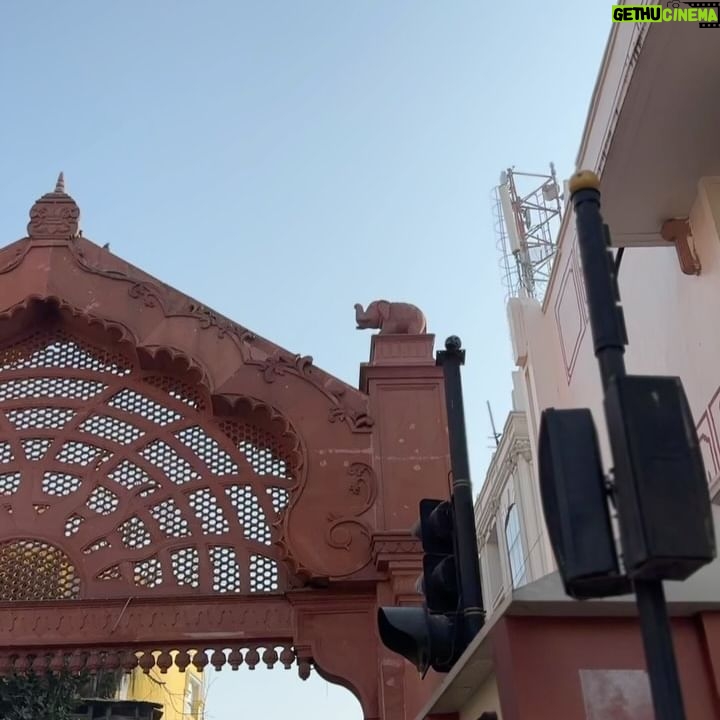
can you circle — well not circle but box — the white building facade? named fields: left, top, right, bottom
left=474, top=12, right=720, bottom=622
left=414, top=11, right=720, bottom=720
left=475, top=374, right=554, bottom=614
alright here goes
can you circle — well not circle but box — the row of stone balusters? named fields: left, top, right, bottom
left=0, top=644, right=313, bottom=679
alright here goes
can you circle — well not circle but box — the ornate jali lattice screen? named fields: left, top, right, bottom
left=0, top=325, right=298, bottom=603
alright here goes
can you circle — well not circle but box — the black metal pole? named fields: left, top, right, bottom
left=571, top=172, right=686, bottom=720
left=437, top=336, right=485, bottom=644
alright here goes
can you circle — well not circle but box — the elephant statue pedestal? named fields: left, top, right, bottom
left=366, top=333, right=436, bottom=368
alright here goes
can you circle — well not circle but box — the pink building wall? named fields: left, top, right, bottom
left=493, top=614, right=720, bottom=720
left=511, top=178, right=720, bottom=498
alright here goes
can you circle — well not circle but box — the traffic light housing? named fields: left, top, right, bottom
left=417, top=499, right=459, bottom=614
left=377, top=497, right=467, bottom=674
left=376, top=607, right=458, bottom=674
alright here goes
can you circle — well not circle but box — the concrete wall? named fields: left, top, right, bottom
left=475, top=379, right=554, bottom=616
left=460, top=673, right=502, bottom=720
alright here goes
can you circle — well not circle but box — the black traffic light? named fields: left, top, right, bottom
left=417, top=498, right=459, bottom=613
left=376, top=606, right=458, bottom=675
left=377, top=497, right=466, bottom=675
left=377, top=336, right=484, bottom=676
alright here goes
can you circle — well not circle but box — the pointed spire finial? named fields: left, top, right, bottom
left=27, top=174, right=80, bottom=240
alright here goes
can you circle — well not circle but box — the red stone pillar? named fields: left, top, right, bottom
left=361, top=333, right=452, bottom=531
left=363, top=333, right=451, bottom=720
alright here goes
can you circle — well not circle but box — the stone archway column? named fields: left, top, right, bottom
left=361, top=331, right=454, bottom=720
left=290, top=592, right=383, bottom=719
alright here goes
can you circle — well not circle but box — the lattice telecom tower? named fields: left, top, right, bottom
left=493, top=163, right=563, bottom=301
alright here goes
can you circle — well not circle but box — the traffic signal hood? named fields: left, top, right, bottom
left=415, top=499, right=459, bottom=614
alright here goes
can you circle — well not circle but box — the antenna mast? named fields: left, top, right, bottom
left=487, top=401, right=501, bottom=448
left=493, top=163, right=563, bottom=302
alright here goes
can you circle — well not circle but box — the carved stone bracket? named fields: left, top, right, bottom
left=508, top=437, right=533, bottom=466
left=289, top=595, right=381, bottom=717
left=372, top=532, right=422, bottom=572
left=498, top=436, right=533, bottom=478
left=661, top=217, right=701, bottom=275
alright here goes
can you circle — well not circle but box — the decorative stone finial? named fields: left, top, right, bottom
left=27, top=174, right=80, bottom=240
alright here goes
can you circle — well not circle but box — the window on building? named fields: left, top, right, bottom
left=184, top=676, right=202, bottom=719
left=505, top=504, right=527, bottom=588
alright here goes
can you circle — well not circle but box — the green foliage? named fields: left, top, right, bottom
left=0, top=671, right=83, bottom=720
left=0, top=670, right=121, bottom=720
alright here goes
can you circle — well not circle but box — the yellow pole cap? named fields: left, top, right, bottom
left=568, top=170, right=600, bottom=194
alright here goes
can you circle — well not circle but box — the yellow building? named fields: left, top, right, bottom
left=117, top=664, right=205, bottom=720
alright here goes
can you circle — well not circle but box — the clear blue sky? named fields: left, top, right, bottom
left=0, top=1, right=610, bottom=716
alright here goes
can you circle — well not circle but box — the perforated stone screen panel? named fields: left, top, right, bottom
left=0, top=539, right=80, bottom=601
left=0, top=328, right=298, bottom=598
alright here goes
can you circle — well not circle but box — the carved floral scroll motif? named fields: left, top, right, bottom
left=66, top=244, right=374, bottom=434
left=128, top=282, right=165, bottom=309
left=0, top=241, right=31, bottom=277
left=254, top=352, right=373, bottom=433
left=0, top=213, right=374, bottom=436
left=186, top=302, right=256, bottom=343
left=326, top=463, right=377, bottom=551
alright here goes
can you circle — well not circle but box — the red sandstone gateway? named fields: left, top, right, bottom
left=0, top=177, right=450, bottom=720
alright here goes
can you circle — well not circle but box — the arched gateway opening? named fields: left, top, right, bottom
left=0, top=179, right=452, bottom=720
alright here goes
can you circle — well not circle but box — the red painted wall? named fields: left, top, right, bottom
left=493, top=614, right=720, bottom=720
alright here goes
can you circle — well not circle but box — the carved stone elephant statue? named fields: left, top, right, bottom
left=354, top=300, right=427, bottom=335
